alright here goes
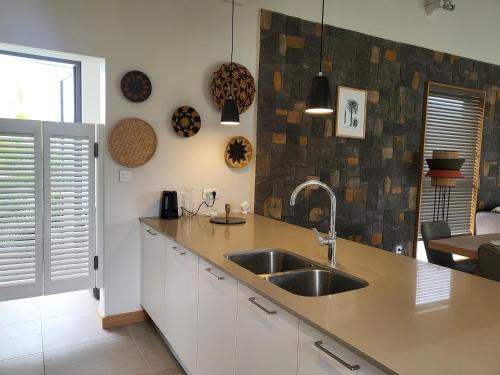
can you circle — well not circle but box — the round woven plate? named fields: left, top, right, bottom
left=224, top=136, right=253, bottom=169
left=109, top=118, right=157, bottom=167
left=210, top=63, right=256, bottom=114
left=171, top=106, right=201, bottom=137
left=121, top=71, right=152, bottom=103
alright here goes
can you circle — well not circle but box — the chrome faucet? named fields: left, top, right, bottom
left=290, top=180, right=337, bottom=267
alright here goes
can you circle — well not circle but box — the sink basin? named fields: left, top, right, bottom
left=266, top=269, right=368, bottom=297
left=226, top=249, right=313, bottom=275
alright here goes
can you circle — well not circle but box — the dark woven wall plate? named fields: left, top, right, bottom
left=121, top=70, right=152, bottom=103
left=210, top=63, right=256, bottom=114
left=171, top=106, right=201, bottom=137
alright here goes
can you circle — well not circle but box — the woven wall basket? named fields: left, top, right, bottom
left=109, top=118, right=157, bottom=167
left=210, top=63, right=256, bottom=114
left=225, top=136, right=253, bottom=169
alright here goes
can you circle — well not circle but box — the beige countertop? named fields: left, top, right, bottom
left=140, top=214, right=500, bottom=375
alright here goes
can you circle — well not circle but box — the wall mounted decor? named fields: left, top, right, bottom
left=109, top=118, right=157, bottom=167
left=335, top=86, right=367, bottom=139
left=171, top=106, right=201, bottom=137
left=210, top=62, right=256, bottom=115
left=120, top=70, right=152, bottom=103
left=224, top=136, right=253, bottom=169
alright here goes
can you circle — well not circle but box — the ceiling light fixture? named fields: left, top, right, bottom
left=221, top=0, right=240, bottom=126
left=305, top=0, right=333, bottom=116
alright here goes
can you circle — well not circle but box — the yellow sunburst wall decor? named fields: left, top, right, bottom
left=224, top=136, right=253, bottom=169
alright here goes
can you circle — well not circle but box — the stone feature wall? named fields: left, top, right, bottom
left=255, top=10, right=500, bottom=253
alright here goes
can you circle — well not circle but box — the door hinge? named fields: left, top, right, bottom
left=94, top=142, right=99, bottom=158
left=94, top=255, right=98, bottom=270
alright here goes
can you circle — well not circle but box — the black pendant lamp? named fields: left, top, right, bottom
left=221, top=0, right=240, bottom=126
left=305, top=0, right=333, bottom=115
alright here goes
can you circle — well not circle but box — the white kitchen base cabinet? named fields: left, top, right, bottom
left=297, top=322, right=386, bottom=375
left=164, top=239, right=199, bottom=374
left=140, top=224, right=166, bottom=332
left=235, top=284, right=299, bottom=375
left=197, top=259, right=238, bottom=375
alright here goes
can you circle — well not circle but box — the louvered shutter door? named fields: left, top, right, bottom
left=43, top=122, right=95, bottom=294
left=419, top=83, right=484, bottom=236
left=0, top=119, right=43, bottom=301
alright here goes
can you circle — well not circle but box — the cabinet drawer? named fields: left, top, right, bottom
left=235, top=284, right=298, bottom=375
left=298, top=321, right=387, bottom=375
left=197, top=259, right=237, bottom=375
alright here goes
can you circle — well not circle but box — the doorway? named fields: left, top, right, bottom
left=414, top=82, right=485, bottom=261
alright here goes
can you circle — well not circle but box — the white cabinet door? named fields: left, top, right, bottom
left=197, top=259, right=238, bottom=375
left=164, top=239, right=199, bottom=374
left=297, top=322, right=386, bottom=375
left=235, top=284, right=299, bottom=375
left=140, top=224, right=166, bottom=331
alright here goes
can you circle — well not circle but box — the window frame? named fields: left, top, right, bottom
left=0, top=49, right=82, bottom=123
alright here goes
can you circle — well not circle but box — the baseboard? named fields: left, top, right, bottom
left=99, top=309, right=149, bottom=329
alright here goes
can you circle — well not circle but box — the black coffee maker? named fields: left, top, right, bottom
left=160, top=191, right=179, bottom=219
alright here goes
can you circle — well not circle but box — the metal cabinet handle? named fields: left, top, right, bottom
left=172, top=246, right=186, bottom=255
left=314, top=341, right=360, bottom=371
left=205, top=268, right=225, bottom=280
left=248, top=297, right=277, bottom=315
left=146, top=229, right=157, bottom=236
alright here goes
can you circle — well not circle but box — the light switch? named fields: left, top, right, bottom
left=119, top=170, right=132, bottom=182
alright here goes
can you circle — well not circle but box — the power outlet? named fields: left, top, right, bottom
left=202, top=188, right=220, bottom=200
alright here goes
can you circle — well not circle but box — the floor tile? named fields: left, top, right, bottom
left=44, top=336, right=151, bottom=375
left=0, top=353, right=44, bottom=375
left=0, top=321, right=42, bottom=361
left=42, top=311, right=126, bottom=351
left=40, top=290, right=97, bottom=319
left=132, top=330, right=180, bottom=372
left=0, top=297, right=40, bottom=326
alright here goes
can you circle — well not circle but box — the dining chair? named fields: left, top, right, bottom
left=421, top=221, right=476, bottom=274
left=478, top=244, right=500, bottom=282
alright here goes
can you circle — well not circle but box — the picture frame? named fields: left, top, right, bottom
left=335, top=86, right=368, bottom=139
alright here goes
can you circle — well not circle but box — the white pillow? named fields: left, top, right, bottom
left=492, top=207, right=500, bottom=214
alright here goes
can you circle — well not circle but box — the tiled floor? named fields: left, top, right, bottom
left=0, top=290, right=185, bottom=375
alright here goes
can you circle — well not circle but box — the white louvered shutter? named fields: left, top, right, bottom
left=419, top=83, right=484, bottom=236
left=0, top=119, right=43, bottom=301
left=43, top=122, right=95, bottom=294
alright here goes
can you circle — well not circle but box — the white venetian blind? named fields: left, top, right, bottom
left=43, top=122, right=95, bottom=294
left=419, top=83, right=484, bottom=236
left=0, top=120, right=43, bottom=301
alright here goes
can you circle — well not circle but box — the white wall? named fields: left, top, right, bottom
left=0, top=0, right=498, bottom=315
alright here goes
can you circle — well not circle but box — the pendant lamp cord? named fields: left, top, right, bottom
left=319, top=0, right=325, bottom=73
left=229, top=0, right=235, bottom=98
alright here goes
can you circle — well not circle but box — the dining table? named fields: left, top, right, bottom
left=428, top=233, right=500, bottom=259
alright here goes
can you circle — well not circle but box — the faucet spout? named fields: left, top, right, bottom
left=290, top=180, right=337, bottom=266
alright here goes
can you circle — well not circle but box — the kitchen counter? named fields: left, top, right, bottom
left=140, top=214, right=500, bottom=375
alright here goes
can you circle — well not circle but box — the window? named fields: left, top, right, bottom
left=417, top=82, right=485, bottom=243
left=0, top=51, right=81, bottom=122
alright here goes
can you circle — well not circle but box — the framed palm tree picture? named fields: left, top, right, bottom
left=336, top=86, right=367, bottom=139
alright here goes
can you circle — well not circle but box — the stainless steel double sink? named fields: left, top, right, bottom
left=225, top=249, right=368, bottom=297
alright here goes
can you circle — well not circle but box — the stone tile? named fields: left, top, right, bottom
left=384, top=49, right=397, bottom=61
left=286, top=35, right=305, bottom=49
left=370, top=46, right=380, bottom=63
left=273, top=70, right=282, bottom=92
left=0, top=353, right=44, bottom=375
left=132, top=330, right=180, bottom=373
left=271, top=133, right=286, bottom=144
left=42, top=311, right=125, bottom=351
left=40, top=290, right=97, bottom=319
left=0, top=321, right=42, bottom=361
left=44, top=336, right=150, bottom=375
left=0, top=297, right=40, bottom=326
left=263, top=197, right=282, bottom=219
